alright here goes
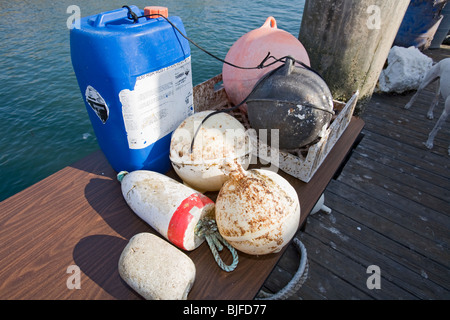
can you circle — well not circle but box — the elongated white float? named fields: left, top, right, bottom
left=118, top=170, right=215, bottom=251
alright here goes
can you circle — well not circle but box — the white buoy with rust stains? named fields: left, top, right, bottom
left=169, top=110, right=251, bottom=192
left=118, top=170, right=215, bottom=251
left=215, top=164, right=300, bottom=255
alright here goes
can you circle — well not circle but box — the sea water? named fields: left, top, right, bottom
left=0, top=0, right=305, bottom=201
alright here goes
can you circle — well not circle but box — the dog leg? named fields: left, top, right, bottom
left=405, top=63, right=440, bottom=110
left=427, top=81, right=441, bottom=120
left=405, top=90, right=420, bottom=110
left=425, top=96, right=449, bottom=150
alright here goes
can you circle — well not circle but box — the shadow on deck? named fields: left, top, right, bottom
left=262, top=45, right=450, bottom=300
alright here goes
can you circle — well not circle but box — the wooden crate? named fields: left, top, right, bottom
left=193, top=74, right=359, bottom=182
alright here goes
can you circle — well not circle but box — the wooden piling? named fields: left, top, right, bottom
left=298, top=0, right=411, bottom=114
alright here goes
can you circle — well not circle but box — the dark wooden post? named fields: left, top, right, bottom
left=299, top=0, right=410, bottom=114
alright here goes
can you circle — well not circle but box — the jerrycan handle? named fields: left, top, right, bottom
left=93, top=5, right=142, bottom=27
left=261, top=16, right=277, bottom=29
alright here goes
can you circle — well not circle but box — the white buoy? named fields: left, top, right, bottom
left=118, top=170, right=215, bottom=251
left=215, top=165, right=300, bottom=255
left=170, top=110, right=251, bottom=192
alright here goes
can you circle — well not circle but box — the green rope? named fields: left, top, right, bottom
left=195, top=218, right=239, bottom=272
left=117, top=171, right=128, bottom=182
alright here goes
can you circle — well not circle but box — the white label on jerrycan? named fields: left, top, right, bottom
left=119, top=57, right=194, bottom=149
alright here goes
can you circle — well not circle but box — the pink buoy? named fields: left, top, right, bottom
left=222, top=16, right=310, bottom=112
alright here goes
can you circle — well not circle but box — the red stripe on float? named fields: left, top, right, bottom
left=167, top=193, right=214, bottom=250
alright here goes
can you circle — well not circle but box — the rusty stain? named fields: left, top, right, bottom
left=215, top=168, right=298, bottom=255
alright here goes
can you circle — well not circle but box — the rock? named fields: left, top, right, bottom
left=118, top=233, right=196, bottom=300
left=378, top=46, right=433, bottom=93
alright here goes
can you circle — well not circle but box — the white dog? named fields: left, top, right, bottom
left=405, top=58, right=450, bottom=155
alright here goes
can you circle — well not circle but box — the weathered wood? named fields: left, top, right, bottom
left=363, top=115, right=449, bottom=155
left=342, top=156, right=450, bottom=215
left=353, top=144, right=450, bottom=200
left=324, top=187, right=450, bottom=292
left=361, top=131, right=449, bottom=178
left=299, top=0, right=410, bottom=113
left=426, top=44, right=450, bottom=60
left=305, top=198, right=449, bottom=299
left=367, top=95, right=450, bottom=143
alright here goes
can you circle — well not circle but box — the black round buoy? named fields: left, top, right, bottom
left=246, top=57, right=334, bottom=150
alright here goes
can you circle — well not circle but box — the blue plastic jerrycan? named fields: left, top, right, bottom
left=70, top=5, right=193, bottom=173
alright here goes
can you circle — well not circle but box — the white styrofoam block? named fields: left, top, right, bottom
left=378, top=46, right=433, bottom=93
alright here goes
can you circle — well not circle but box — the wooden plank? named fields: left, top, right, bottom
left=334, top=161, right=450, bottom=240
left=354, top=143, right=450, bottom=195
left=343, top=153, right=450, bottom=215
left=262, top=232, right=374, bottom=300
left=326, top=178, right=450, bottom=265
left=371, top=90, right=444, bottom=118
left=361, top=130, right=449, bottom=177
left=367, top=96, right=450, bottom=143
left=302, top=218, right=420, bottom=299
left=294, top=233, right=378, bottom=299
left=0, top=117, right=364, bottom=300
left=263, top=247, right=373, bottom=300
left=351, top=147, right=450, bottom=203
left=305, top=196, right=449, bottom=299
left=363, top=113, right=449, bottom=154
left=323, top=188, right=450, bottom=292
left=424, top=45, right=450, bottom=61
left=267, top=146, right=450, bottom=300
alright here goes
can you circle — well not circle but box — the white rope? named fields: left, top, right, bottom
left=255, top=238, right=308, bottom=300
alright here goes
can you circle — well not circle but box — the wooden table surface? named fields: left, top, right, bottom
left=0, top=117, right=364, bottom=300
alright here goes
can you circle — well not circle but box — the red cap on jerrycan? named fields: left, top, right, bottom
left=222, top=16, right=310, bottom=113
left=144, top=6, right=169, bottom=18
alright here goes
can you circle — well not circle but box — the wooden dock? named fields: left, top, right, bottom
left=262, top=46, right=450, bottom=300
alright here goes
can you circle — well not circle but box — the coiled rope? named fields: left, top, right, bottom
left=256, top=238, right=309, bottom=300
